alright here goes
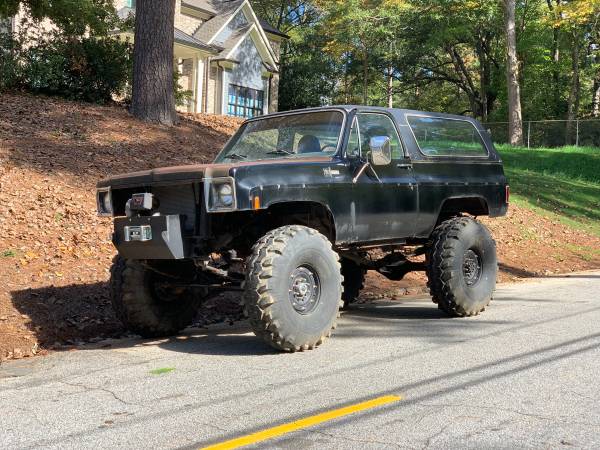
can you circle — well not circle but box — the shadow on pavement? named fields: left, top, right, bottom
left=499, top=263, right=538, bottom=278
left=10, top=280, right=598, bottom=358
left=8, top=281, right=454, bottom=355
left=345, top=303, right=447, bottom=320
left=157, top=329, right=278, bottom=357
left=9, top=282, right=124, bottom=347
left=544, top=274, right=600, bottom=279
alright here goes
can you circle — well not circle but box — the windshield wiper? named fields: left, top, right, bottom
left=225, top=153, right=247, bottom=160
left=266, top=149, right=294, bottom=155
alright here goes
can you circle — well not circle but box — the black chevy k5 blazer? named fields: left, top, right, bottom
left=97, top=106, right=509, bottom=352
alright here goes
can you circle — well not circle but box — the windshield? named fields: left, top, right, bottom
left=215, top=110, right=345, bottom=163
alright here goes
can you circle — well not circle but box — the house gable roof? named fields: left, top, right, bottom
left=182, top=0, right=228, bottom=16
left=189, top=0, right=282, bottom=63
left=115, top=1, right=283, bottom=69
left=216, top=24, right=251, bottom=58
left=215, top=22, right=278, bottom=71
left=191, top=0, right=245, bottom=43
left=183, top=0, right=288, bottom=39
left=174, top=27, right=214, bottom=52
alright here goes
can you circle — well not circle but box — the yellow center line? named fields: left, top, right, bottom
left=200, top=395, right=402, bottom=450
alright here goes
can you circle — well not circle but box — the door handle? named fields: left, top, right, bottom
left=397, top=163, right=413, bottom=170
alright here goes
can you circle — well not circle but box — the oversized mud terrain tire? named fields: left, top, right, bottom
left=341, top=258, right=366, bottom=308
left=244, top=226, right=343, bottom=352
left=110, top=256, right=200, bottom=338
left=426, top=217, right=497, bottom=317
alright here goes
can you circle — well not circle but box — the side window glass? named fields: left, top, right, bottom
left=347, top=118, right=361, bottom=157
left=406, top=116, right=488, bottom=157
left=357, top=113, right=404, bottom=159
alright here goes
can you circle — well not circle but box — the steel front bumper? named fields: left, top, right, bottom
left=113, top=215, right=186, bottom=260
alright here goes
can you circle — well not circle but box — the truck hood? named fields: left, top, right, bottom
left=97, top=164, right=231, bottom=189
left=97, top=157, right=332, bottom=189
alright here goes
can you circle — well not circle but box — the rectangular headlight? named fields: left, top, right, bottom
left=97, top=188, right=113, bottom=217
left=205, top=178, right=237, bottom=212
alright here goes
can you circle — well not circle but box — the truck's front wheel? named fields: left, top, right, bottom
left=244, top=226, right=343, bottom=352
left=426, top=217, right=497, bottom=317
left=110, top=257, right=200, bottom=338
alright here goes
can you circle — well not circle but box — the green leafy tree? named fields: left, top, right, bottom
left=547, top=0, right=600, bottom=141
left=387, top=0, right=504, bottom=121
left=278, top=27, right=339, bottom=109
left=316, top=0, right=407, bottom=105
left=250, top=0, right=319, bottom=33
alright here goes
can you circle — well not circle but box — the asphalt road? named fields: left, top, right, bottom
left=2, top=272, right=600, bottom=450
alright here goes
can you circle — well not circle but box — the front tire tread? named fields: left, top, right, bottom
left=244, top=226, right=342, bottom=352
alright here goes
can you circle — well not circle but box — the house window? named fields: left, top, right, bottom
left=227, top=85, right=264, bottom=118
left=127, top=0, right=136, bottom=8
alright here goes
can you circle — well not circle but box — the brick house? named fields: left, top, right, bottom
left=4, top=0, right=287, bottom=117
left=115, top=0, right=287, bottom=117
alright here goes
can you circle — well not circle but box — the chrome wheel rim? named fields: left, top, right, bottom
left=463, top=249, right=482, bottom=287
left=289, top=265, right=320, bottom=314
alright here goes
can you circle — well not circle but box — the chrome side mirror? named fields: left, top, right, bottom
left=368, top=136, right=392, bottom=166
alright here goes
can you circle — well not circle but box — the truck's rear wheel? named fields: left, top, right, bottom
left=426, top=217, right=497, bottom=317
left=341, top=258, right=366, bottom=308
left=110, top=257, right=200, bottom=338
left=244, top=226, right=343, bottom=352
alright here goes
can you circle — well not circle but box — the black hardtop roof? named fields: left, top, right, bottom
left=253, top=105, right=484, bottom=128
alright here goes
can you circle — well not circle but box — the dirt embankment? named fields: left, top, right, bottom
left=1, top=93, right=599, bottom=361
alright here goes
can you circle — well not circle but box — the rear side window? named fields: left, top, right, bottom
left=407, top=116, right=488, bottom=157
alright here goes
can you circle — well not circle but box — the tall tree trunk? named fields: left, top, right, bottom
left=546, top=1, right=561, bottom=114
left=387, top=64, right=393, bottom=108
left=551, top=27, right=560, bottom=110
left=566, top=32, right=581, bottom=145
left=504, top=0, right=523, bottom=146
left=131, top=0, right=176, bottom=125
left=447, top=44, right=480, bottom=117
left=343, top=55, right=350, bottom=103
left=362, top=48, right=368, bottom=105
left=476, top=37, right=489, bottom=122
left=592, top=74, right=600, bottom=118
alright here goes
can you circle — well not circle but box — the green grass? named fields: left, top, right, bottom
left=149, top=367, right=175, bottom=376
left=497, top=145, right=600, bottom=237
left=2, top=250, right=16, bottom=257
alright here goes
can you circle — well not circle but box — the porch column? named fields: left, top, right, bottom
left=269, top=72, right=279, bottom=113
left=174, top=58, right=183, bottom=112
left=196, top=58, right=205, bottom=114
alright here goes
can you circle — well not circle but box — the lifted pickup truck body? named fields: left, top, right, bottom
left=98, top=106, right=507, bottom=258
left=97, top=106, right=509, bottom=352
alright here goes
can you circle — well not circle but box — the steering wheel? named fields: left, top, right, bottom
left=321, top=144, right=337, bottom=152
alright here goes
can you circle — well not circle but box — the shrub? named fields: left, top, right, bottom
left=21, top=34, right=133, bottom=103
left=1, top=23, right=191, bottom=108
left=1, top=21, right=133, bottom=103
left=0, top=32, right=21, bottom=91
left=173, top=70, right=193, bottom=108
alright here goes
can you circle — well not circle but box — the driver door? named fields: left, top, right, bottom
left=348, top=112, right=418, bottom=242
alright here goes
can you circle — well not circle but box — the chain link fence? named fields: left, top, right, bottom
left=484, top=119, right=600, bottom=148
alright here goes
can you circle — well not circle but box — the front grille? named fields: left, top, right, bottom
left=151, top=185, right=197, bottom=232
